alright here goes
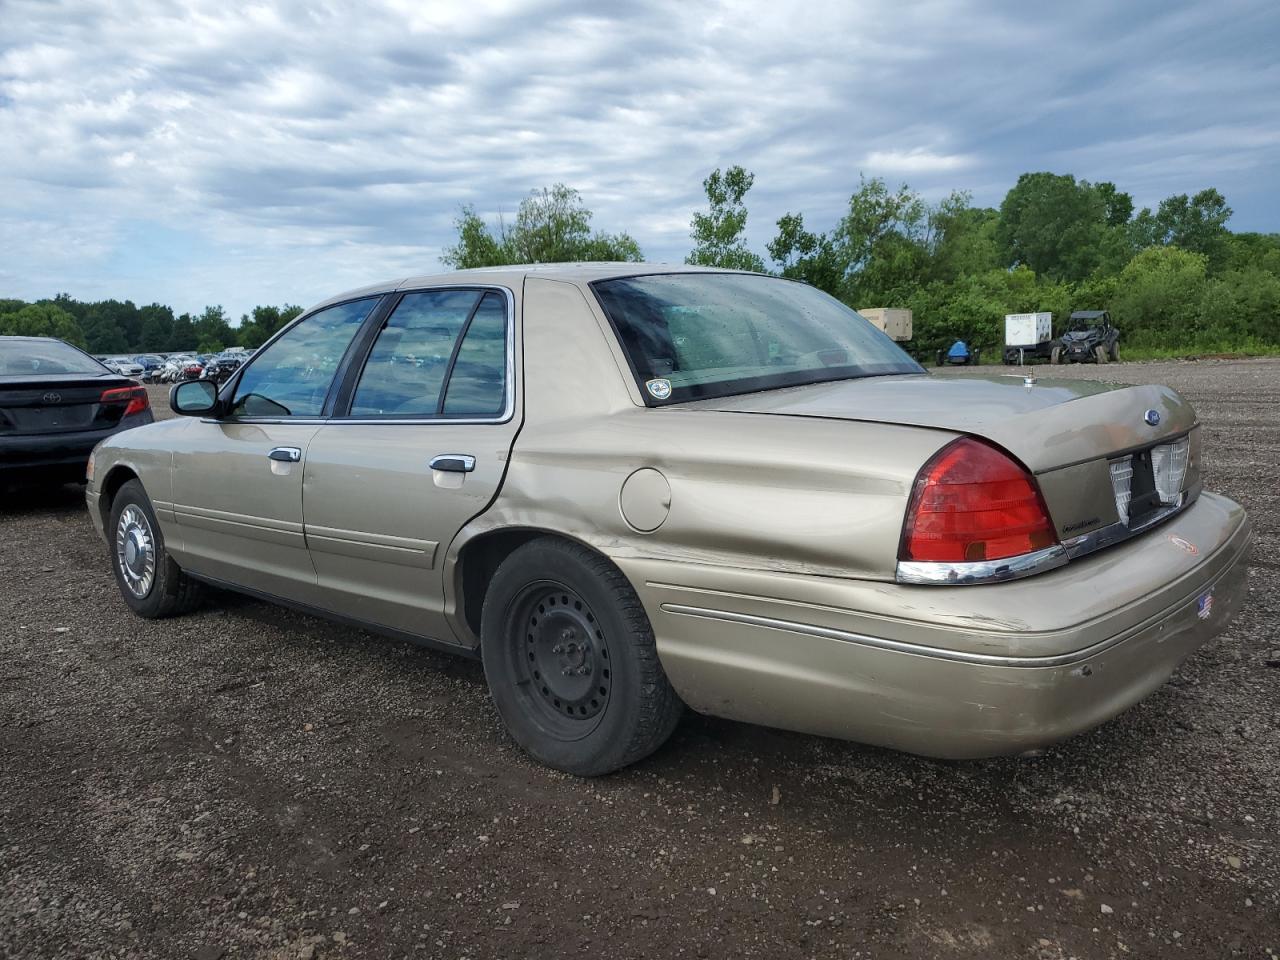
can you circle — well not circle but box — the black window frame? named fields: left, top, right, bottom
left=329, top=284, right=515, bottom=423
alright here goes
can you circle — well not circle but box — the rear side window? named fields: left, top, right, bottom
left=593, top=273, right=922, bottom=404
left=349, top=290, right=508, bottom=418
left=230, top=297, right=377, bottom=418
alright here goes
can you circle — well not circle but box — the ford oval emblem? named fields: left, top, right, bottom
left=1144, top=409, right=1161, bottom=426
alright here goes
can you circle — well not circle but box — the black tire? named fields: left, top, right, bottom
left=1109, top=340, right=1120, bottom=362
left=108, top=479, right=203, bottom=618
left=480, top=537, right=683, bottom=776
left=1050, top=345, right=1062, bottom=364
left=1094, top=344, right=1108, bottom=364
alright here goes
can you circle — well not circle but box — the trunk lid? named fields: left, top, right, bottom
left=683, top=372, right=1201, bottom=543
left=0, top=373, right=135, bottom=436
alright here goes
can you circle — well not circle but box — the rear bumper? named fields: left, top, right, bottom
left=0, top=411, right=154, bottom=478
left=617, top=492, right=1252, bottom=758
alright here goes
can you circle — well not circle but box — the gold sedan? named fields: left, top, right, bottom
left=86, top=265, right=1252, bottom=775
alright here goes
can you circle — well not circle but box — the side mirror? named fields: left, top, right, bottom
left=170, top=379, right=221, bottom=417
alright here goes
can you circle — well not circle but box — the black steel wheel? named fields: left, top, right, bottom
left=481, top=537, right=683, bottom=776
left=510, top=582, right=613, bottom=737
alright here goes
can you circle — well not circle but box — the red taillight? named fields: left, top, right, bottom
left=900, top=438, right=1058, bottom=563
left=100, top=385, right=150, bottom=417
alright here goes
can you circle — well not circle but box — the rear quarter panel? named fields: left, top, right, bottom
left=450, top=277, right=954, bottom=583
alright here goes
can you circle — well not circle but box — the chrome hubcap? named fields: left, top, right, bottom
left=115, top=505, right=156, bottom=598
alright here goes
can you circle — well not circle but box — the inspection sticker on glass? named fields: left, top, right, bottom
left=645, top=378, right=672, bottom=400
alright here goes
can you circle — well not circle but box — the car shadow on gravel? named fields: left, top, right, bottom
left=0, top=480, right=87, bottom=514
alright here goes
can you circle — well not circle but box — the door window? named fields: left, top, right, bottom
left=230, top=298, right=377, bottom=418
left=350, top=289, right=508, bottom=418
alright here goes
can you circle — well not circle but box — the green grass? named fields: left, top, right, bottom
left=1118, top=341, right=1280, bottom=362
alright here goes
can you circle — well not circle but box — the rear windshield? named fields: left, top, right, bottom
left=0, top=339, right=106, bottom=377
left=592, top=273, right=922, bottom=404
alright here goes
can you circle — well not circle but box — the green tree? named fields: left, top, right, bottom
left=922, top=197, right=1002, bottom=283
left=81, top=312, right=129, bottom=353
left=194, top=305, right=234, bottom=352
left=236, top=304, right=303, bottom=349
left=82, top=299, right=143, bottom=350
left=440, top=206, right=508, bottom=269
left=1131, top=188, right=1233, bottom=269
left=138, top=303, right=174, bottom=352
left=686, top=165, right=765, bottom=271
left=441, top=185, right=643, bottom=267
left=769, top=175, right=933, bottom=305
left=167, top=312, right=198, bottom=352
left=1223, top=232, right=1280, bottom=276
left=767, top=211, right=844, bottom=295
left=0, top=303, right=87, bottom=347
left=1198, top=268, right=1280, bottom=345
left=996, top=172, right=1123, bottom=281
left=1111, top=246, right=1209, bottom=347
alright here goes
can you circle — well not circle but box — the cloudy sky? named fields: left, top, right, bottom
left=1, top=0, right=1277, bottom=322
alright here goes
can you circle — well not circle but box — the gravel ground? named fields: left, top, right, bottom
left=2, top=360, right=1277, bottom=960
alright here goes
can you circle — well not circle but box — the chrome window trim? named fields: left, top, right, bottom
left=896, top=544, right=1069, bottom=586
left=336, top=284, right=516, bottom=425
left=208, top=285, right=517, bottom=428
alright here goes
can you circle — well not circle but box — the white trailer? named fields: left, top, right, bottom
left=859, top=307, right=913, bottom=342
left=1003, top=312, right=1054, bottom=364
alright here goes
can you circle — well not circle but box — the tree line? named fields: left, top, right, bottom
left=6, top=170, right=1278, bottom=358
left=0, top=295, right=303, bottom=355
left=444, top=170, right=1280, bottom=356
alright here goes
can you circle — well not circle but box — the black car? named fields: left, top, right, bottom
left=1053, top=310, right=1121, bottom=364
left=0, top=336, right=154, bottom=486
left=204, top=353, right=244, bottom=383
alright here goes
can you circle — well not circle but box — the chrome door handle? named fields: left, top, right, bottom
left=430, top=454, right=476, bottom=473
left=268, top=446, right=302, bottom=462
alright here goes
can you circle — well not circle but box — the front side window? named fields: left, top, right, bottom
left=593, top=273, right=923, bottom=404
left=349, top=289, right=508, bottom=418
left=230, top=297, right=377, bottom=418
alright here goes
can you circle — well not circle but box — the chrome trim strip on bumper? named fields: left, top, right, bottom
left=662, top=602, right=1113, bottom=667
left=895, top=544, right=1068, bottom=586
left=1062, top=483, right=1200, bottom=559
left=664, top=530, right=1247, bottom=666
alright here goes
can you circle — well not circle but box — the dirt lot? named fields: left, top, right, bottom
left=2, top=360, right=1277, bottom=959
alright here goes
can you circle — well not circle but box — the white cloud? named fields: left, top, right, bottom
left=0, top=0, right=1277, bottom=319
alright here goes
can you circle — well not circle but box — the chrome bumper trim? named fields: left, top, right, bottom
left=895, top=544, right=1068, bottom=586
left=663, top=602, right=1111, bottom=668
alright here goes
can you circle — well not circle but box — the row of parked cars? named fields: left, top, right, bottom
left=96, top=350, right=248, bottom=384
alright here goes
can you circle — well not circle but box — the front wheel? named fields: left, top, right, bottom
left=108, top=479, right=203, bottom=618
left=1109, top=341, right=1120, bottom=361
left=1094, top=345, right=1109, bottom=364
left=1050, top=345, right=1062, bottom=364
left=481, top=538, right=683, bottom=776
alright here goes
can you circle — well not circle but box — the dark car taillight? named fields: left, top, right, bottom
left=900, top=438, right=1058, bottom=564
left=101, top=385, right=150, bottom=418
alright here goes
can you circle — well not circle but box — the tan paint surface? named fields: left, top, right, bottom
left=87, top=263, right=1252, bottom=759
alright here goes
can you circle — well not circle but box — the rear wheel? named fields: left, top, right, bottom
left=481, top=537, right=683, bottom=776
left=1094, top=345, right=1109, bottom=364
left=108, top=479, right=203, bottom=618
